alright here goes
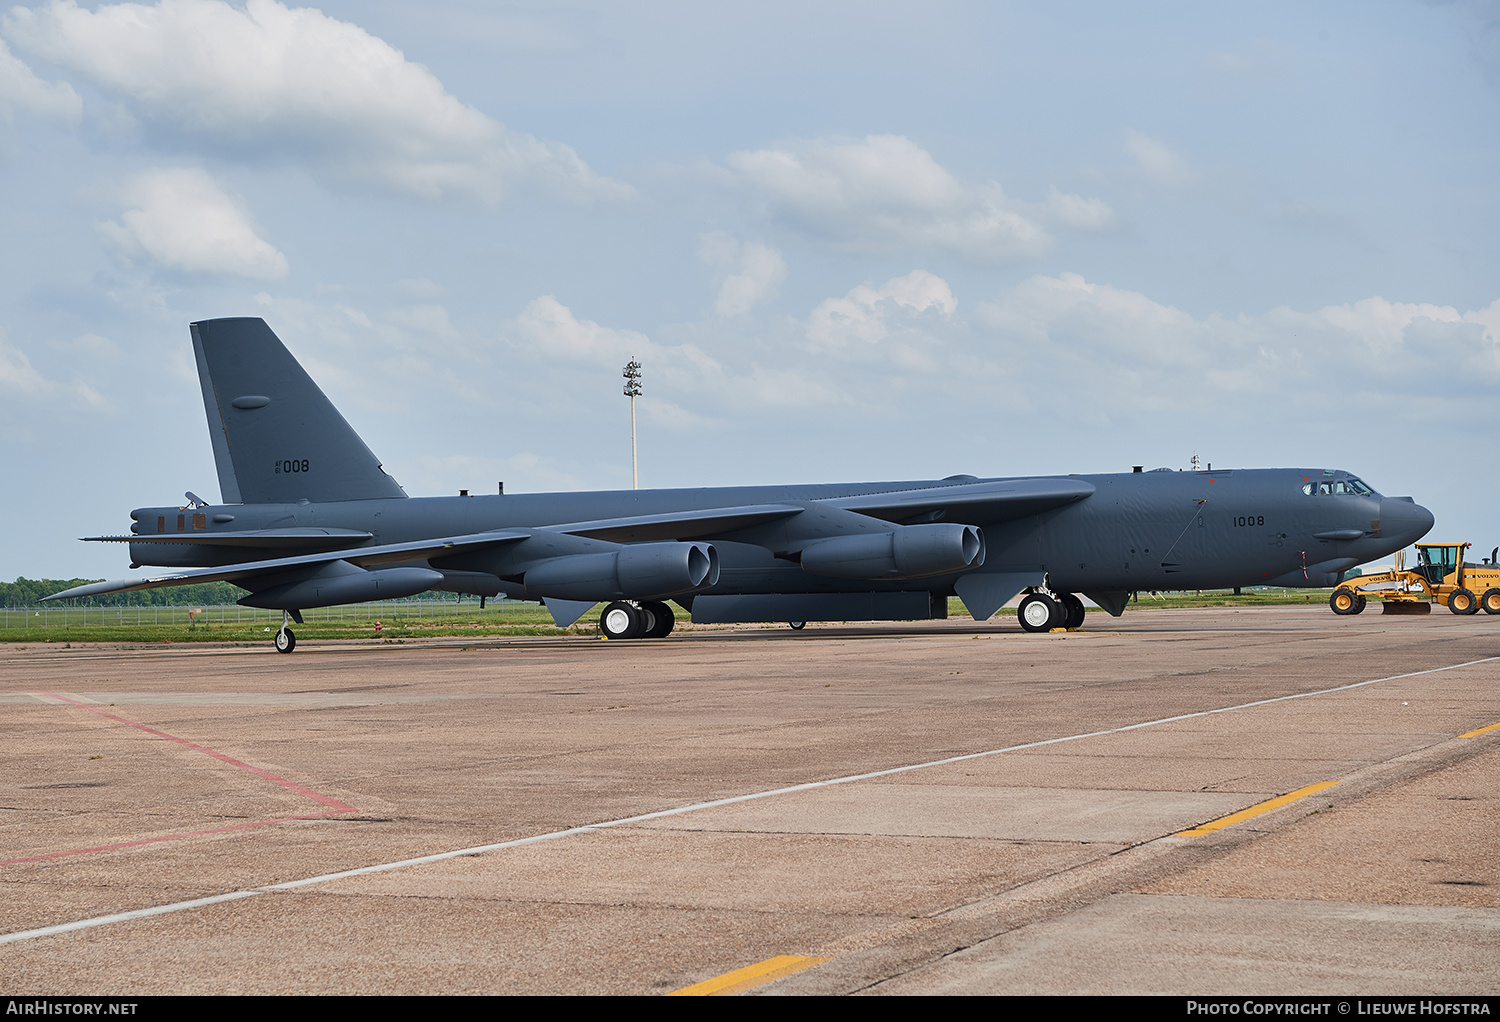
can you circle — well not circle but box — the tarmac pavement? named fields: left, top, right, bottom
left=0, top=606, right=1495, bottom=995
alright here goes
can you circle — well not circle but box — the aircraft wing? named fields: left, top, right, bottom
left=83, top=528, right=375, bottom=548
left=42, top=530, right=533, bottom=601
left=826, top=477, right=1096, bottom=524
left=554, top=503, right=804, bottom=543
left=551, top=479, right=1094, bottom=543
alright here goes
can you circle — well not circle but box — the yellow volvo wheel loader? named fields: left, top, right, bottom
left=1330, top=543, right=1500, bottom=616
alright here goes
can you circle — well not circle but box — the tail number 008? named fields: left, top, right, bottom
left=275, top=459, right=310, bottom=474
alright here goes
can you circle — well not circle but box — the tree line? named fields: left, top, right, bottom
left=2, top=578, right=248, bottom=607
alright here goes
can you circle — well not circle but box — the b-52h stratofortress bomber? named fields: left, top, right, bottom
left=47, top=318, right=1435, bottom=652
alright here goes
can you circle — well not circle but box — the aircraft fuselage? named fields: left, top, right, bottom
left=126, top=466, right=1431, bottom=601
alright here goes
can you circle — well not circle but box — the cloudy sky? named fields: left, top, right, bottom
left=3, top=0, right=1498, bottom=580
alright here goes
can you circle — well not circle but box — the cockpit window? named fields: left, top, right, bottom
left=1302, top=477, right=1375, bottom=496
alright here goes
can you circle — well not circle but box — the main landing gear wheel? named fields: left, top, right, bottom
left=275, top=627, right=296, bottom=653
left=1482, top=588, right=1500, bottom=615
left=1018, top=593, right=1061, bottom=633
left=600, top=601, right=642, bottom=640
left=1330, top=589, right=1365, bottom=615
left=640, top=600, right=675, bottom=638
left=1449, top=588, right=1479, bottom=615
left=788, top=621, right=806, bottom=631
left=1059, top=593, right=1085, bottom=629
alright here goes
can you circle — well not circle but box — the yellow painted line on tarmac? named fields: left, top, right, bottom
left=666, top=955, right=830, bottom=996
left=1178, top=781, right=1338, bottom=836
left=1459, top=720, right=1500, bottom=738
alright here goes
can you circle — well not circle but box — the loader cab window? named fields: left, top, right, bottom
left=1416, top=545, right=1458, bottom=586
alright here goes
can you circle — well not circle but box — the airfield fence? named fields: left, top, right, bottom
left=0, top=597, right=540, bottom=630
left=0, top=588, right=1334, bottom=631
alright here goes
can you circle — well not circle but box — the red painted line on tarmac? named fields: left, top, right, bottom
left=35, top=691, right=355, bottom=812
left=12, top=692, right=358, bottom=864
left=0, top=811, right=347, bottom=866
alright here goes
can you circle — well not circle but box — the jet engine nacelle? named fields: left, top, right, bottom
left=239, top=562, right=443, bottom=610
left=522, top=542, right=721, bottom=601
left=799, top=523, right=984, bottom=579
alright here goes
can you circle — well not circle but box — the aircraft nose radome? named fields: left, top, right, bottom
left=1381, top=497, right=1435, bottom=546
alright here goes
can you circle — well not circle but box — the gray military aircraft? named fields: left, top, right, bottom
left=46, top=318, right=1435, bottom=652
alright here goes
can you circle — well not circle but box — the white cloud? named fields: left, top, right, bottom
left=0, top=333, right=108, bottom=410
left=975, top=272, right=1500, bottom=416
left=98, top=167, right=289, bottom=279
left=698, top=232, right=786, bottom=317
left=1123, top=129, right=1193, bottom=188
left=514, top=295, right=656, bottom=363
left=387, top=303, right=459, bottom=341
left=396, top=277, right=446, bottom=299
left=803, top=270, right=958, bottom=376
left=47, top=332, right=117, bottom=358
left=1045, top=186, right=1116, bottom=231
left=507, top=296, right=844, bottom=415
left=807, top=270, right=954, bottom=348
left=0, top=35, right=79, bottom=121
left=1206, top=41, right=1296, bottom=85
left=3, top=0, right=628, bottom=204
left=725, top=134, right=1107, bottom=260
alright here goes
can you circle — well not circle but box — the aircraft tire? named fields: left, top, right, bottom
left=1449, top=588, right=1479, bottom=615
left=1330, top=589, right=1363, bottom=615
left=788, top=621, right=806, bottom=630
left=1060, top=593, right=1085, bottom=629
left=1018, top=593, right=1060, bottom=632
left=275, top=627, right=296, bottom=654
left=640, top=601, right=675, bottom=638
left=600, top=601, right=642, bottom=639
left=1481, top=588, right=1500, bottom=615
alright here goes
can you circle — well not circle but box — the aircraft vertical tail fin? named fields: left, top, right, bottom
left=191, top=318, right=407, bottom=504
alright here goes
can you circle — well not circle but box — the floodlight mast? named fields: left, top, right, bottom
left=623, top=358, right=642, bottom=489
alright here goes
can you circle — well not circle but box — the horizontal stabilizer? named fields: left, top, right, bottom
left=829, top=478, right=1094, bottom=525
